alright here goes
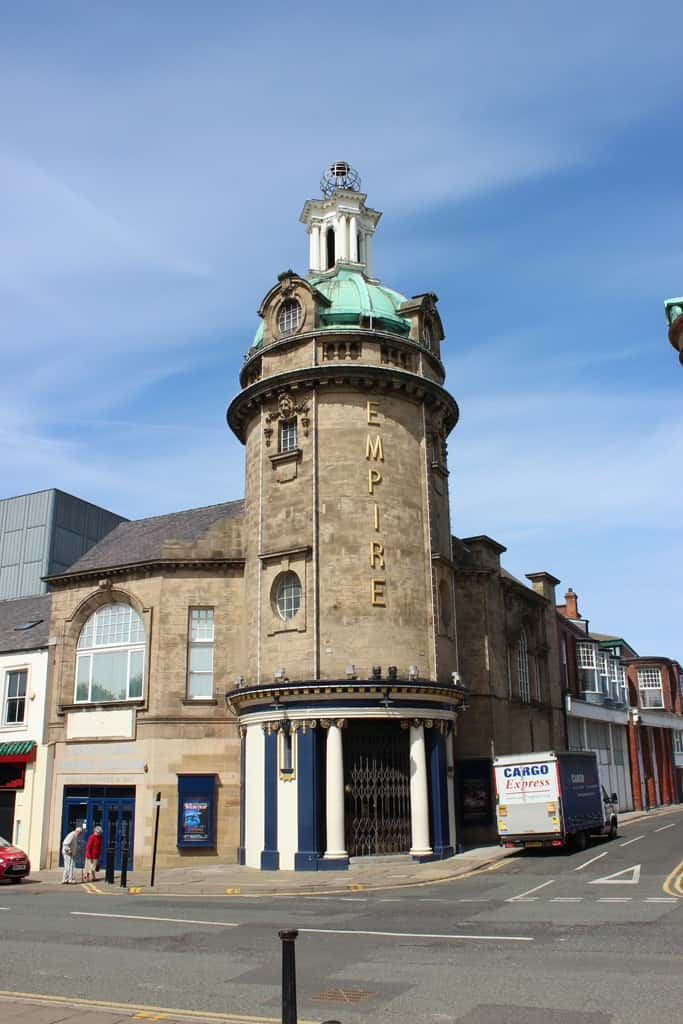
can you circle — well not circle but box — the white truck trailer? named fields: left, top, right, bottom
left=493, top=750, right=619, bottom=851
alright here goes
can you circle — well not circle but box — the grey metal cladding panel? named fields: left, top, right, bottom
left=53, top=492, right=88, bottom=535
left=26, top=490, right=52, bottom=528
left=1, top=530, right=23, bottom=566
left=0, top=565, right=20, bottom=600
left=25, top=525, right=48, bottom=561
left=19, top=561, right=44, bottom=597
left=52, top=525, right=88, bottom=567
left=2, top=494, right=28, bottom=532
left=85, top=506, right=127, bottom=546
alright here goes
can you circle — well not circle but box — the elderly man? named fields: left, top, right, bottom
left=61, top=825, right=85, bottom=884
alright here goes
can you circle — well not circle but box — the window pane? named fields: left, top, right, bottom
left=189, top=645, right=214, bottom=672
left=7, top=670, right=27, bottom=698
left=78, top=618, right=93, bottom=649
left=91, top=650, right=128, bottom=702
left=190, top=608, right=214, bottom=641
left=129, top=650, right=143, bottom=699
left=129, top=610, right=145, bottom=644
left=95, top=605, right=131, bottom=646
left=188, top=672, right=213, bottom=699
left=276, top=572, right=301, bottom=620
left=76, top=656, right=90, bottom=701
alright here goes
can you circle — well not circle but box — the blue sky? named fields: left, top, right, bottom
left=1, top=1, right=681, bottom=660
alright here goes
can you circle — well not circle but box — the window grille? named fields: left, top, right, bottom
left=279, top=418, right=297, bottom=453
left=638, top=667, right=663, bottom=708
left=517, top=631, right=530, bottom=703
left=278, top=299, right=301, bottom=335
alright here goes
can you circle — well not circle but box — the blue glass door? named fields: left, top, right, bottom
left=60, top=787, right=135, bottom=870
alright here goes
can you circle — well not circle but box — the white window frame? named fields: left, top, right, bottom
left=3, top=668, right=28, bottom=726
left=278, top=418, right=297, bottom=454
left=638, top=667, right=664, bottom=709
left=577, top=642, right=597, bottom=669
left=275, top=572, right=302, bottom=621
left=517, top=630, right=530, bottom=704
left=618, top=664, right=628, bottom=705
left=75, top=604, right=145, bottom=704
left=277, top=299, right=301, bottom=335
left=187, top=608, right=215, bottom=700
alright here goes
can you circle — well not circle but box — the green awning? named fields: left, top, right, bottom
left=0, top=741, right=36, bottom=763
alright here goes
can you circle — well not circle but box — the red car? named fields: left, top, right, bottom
left=0, top=836, right=30, bottom=883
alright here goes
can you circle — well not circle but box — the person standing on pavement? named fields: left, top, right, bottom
left=84, top=826, right=103, bottom=881
left=61, top=825, right=84, bottom=884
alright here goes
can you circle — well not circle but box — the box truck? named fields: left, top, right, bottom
left=493, top=750, right=619, bottom=851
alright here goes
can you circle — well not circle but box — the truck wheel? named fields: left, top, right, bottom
left=573, top=831, right=587, bottom=852
left=608, top=819, right=618, bottom=840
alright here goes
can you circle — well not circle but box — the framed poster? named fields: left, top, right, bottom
left=177, top=774, right=216, bottom=848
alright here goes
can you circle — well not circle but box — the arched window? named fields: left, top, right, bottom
left=326, top=227, right=335, bottom=269
left=516, top=630, right=530, bottom=703
left=75, top=604, right=145, bottom=703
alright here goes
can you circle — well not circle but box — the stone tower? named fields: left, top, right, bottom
left=228, top=163, right=465, bottom=870
left=664, top=297, right=683, bottom=365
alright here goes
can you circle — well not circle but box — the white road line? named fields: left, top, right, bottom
left=644, top=897, right=678, bottom=903
left=301, top=927, right=533, bottom=943
left=507, top=879, right=555, bottom=902
left=339, top=897, right=367, bottom=902
left=458, top=898, right=490, bottom=903
left=574, top=851, right=608, bottom=871
left=550, top=897, right=583, bottom=902
left=379, top=898, right=402, bottom=902
left=303, top=896, right=334, bottom=901
left=71, top=912, right=238, bottom=928
left=655, top=823, right=677, bottom=833
left=597, top=898, right=632, bottom=903
left=619, top=834, right=645, bottom=847
left=0, top=907, right=9, bottom=911
left=419, top=898, right=448, bottom=902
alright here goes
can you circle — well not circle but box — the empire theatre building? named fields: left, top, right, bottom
left=228, top=163, right=466, bottom=869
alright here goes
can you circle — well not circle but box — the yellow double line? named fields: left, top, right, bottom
left=662, top=858, right=683, bottom=897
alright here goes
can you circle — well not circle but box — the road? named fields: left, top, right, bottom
left=3, top=811, right=683, bottom=1024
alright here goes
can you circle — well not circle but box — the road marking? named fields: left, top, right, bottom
left=507, top=879, right=555, bottom=902
left=0, top=908, right=9, bottom=911
left=550, top=897, right=583, bottom=902
left=71, top=912, right=238, bottom=928
left=458, top=898, right=490, bottom=903
left=597, top=898, right=632, bottom=903
left=419, top=898, right=448, bottom=902
left=574, top=851, right=608, bottom=871
left=339, top=897, right=367, bottom=902
left=589, top=864, right=641, bottom=885
left=0, top=988, right=300, bottom=1023
left=663, top=856, right=683, bottom=897
left=379, top=898, right=402, bottom=902
left=300, top=927, right=533, bottom=943
left=645, top=898, right=678, bottom=903
left=655, top=823, right=677, bottom=833
left=619, top=834, right=645, bottom=847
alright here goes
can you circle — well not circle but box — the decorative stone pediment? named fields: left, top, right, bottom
left=399, top=292, right=445, bottom=353
left=257, top=271, right=331, bottom=349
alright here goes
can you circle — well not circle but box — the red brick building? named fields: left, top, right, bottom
left=624, top=657, right=683, bottom=809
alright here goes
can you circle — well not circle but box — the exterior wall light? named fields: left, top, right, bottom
left=451, top=671, right=462, bottom=687
left=387, top=666, right=398, bottom=681
left=234, top=675, right=245, bottom=688
left=408, top=665, right=419, bottom=680
left=371, top=666, right=382, bottom=680
left=345, top=664, right=357, bottom=679
left=274, top=667, right=287, bottom=682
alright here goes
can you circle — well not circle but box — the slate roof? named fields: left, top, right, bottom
left=48, top=500, right=245, bottom=579
left=0, top=594, right=51, bottom=653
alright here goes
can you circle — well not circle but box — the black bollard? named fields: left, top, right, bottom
left=278, top=928, right=298, bottom=1024
left=105, top=843, right=115, bottom=884
left=119, top=843, right=129, bottom=888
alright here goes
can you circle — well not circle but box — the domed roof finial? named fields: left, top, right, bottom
left=320, top=161, right=361, bottom=198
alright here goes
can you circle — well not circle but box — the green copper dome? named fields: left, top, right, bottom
left=311, top=267, right=410, bottom=336
left=250, top=267, right=409, bottom=349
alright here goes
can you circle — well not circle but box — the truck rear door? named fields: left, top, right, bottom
left=495, top=759, right=561, bottom=839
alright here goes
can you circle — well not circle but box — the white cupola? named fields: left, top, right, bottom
left=300, top=161, right=382, bottom=277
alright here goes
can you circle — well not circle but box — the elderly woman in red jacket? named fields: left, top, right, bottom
left=84, top=826, right=103, bottom=881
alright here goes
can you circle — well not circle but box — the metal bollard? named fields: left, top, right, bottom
left=105, top=844, right=115, bottom=884
left=119, top=844, right=129, bottom=888
left=278, top=929, right=298, bottom=1024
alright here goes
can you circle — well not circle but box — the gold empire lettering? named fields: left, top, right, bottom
left=365, top=401, right=386, bottom=606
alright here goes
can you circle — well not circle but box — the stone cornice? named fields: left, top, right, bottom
left=46, top=557, right=245, bottom=587
left=226, top=678, right=468, bottom=716
left=228, top=363, right=459, bottom=442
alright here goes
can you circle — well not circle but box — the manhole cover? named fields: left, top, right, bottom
left=311, top=988, right=377, bottom=1004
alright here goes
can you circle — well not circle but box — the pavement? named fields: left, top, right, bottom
left=5, top=804, right=679, bottom=1024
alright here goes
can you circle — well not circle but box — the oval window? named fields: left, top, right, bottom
left=278, top=299, right=301, bottom=335
left=274, top=571, right=302, bottom=620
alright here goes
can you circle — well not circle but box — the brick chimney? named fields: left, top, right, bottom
left=562, top=587, right=579, bottom=619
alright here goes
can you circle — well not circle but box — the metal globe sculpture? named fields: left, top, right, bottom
left=320, top=161, right=361, bottom=198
